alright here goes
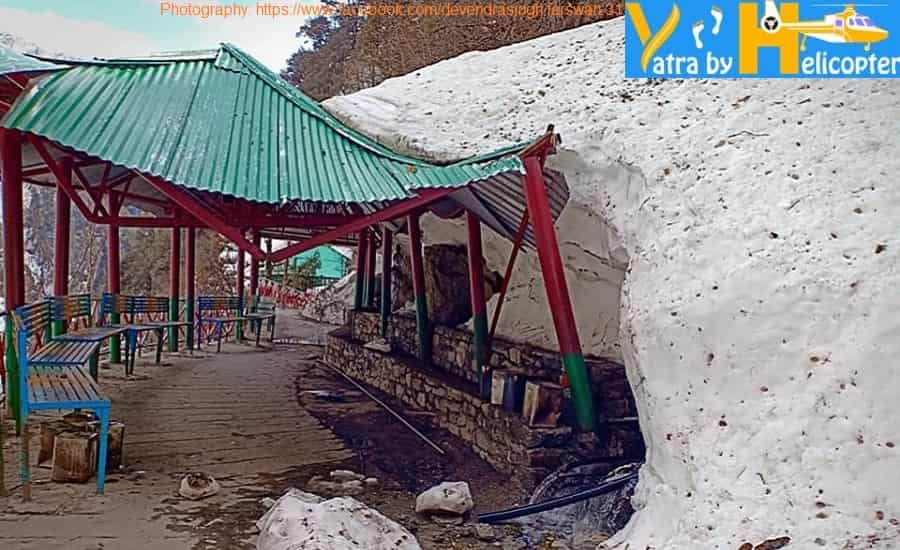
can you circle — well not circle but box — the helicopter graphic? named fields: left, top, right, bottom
left=760, top=1, right=889, bottom=51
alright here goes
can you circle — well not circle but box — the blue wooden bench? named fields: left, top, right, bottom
left=245, top=295, right=277, bottom=346
left=50, top=294, right=129, bottom=379
left=11, top=300, right=111, bottom=495
left=100, top=294, right=191, bottom=375
left=197, top=296, right=252, bottom=352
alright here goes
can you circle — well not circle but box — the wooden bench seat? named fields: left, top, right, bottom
left=29, top=340, right=100, bottom=366
left=28, top=365, right=107, bottom=410
left=54, top=325, right=129, bottom=343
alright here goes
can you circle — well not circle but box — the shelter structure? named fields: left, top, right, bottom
left=0, top=43, right=597, bottom=433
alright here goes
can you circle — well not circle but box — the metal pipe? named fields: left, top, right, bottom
left=488, top=209, right=529, bottom=347
left=477, top=471, right=639, bottom=524
left=322, top=362, right=445, bottom=456
left=236, top=243, right=245, bottom=341
left=250, top=231, right=261, bottom=300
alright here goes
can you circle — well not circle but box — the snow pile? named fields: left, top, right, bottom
left=299, top=272, right=356, bottom=324
left=256, top=489, right=421, bottom=550
left=324, top=18, right=900, bottom=550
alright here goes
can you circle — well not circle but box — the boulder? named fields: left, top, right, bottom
left=256, top=489, right=421, bottom=550
left=415, top=481, right=474, bottom=516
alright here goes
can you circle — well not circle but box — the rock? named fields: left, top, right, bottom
left=431, top=515, right=464, bottom=526
left=126, top=470, right=146, bottom=481
left=415, top=481, right=474, bottom=516
left=364, top=477, right=379, bottom=486
left=473, top=523, right=497, bottom=541
left=330, top=469, right=365, bottom=483
left=256, top=489, right=421, bottom=550
left=260, top=497, right=277, bottom=509
left=364, top=337, right=392, bottom=352
left=395, top=243, right=500, bottom=326
left=308, top=475, right=365, bottom=496
left=178, top=473, right=221, bottom=500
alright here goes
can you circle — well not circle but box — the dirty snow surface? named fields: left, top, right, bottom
left=324, top=17, right=900, bottom=550
left=257, top=489, right=421, bottom=550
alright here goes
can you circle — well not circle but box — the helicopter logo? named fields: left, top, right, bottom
left=759, top=1, right=889, bottom=51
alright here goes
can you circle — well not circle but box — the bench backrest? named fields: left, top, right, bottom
left=101, top=293, right=171, bottom=317
left=50, top=294, right=93, bottom=325
left=250, top=295, right=276, bottom=314
left=11, top=301, right=52, bottom=415
left=198, top=296, right=243, bottom=314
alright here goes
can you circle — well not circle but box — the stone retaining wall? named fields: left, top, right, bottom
left=327, top=312, right=645, bottom=489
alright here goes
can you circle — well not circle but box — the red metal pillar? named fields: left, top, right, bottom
left=52, top=159, right=72, bottom=337
left=265, top=238, right=273, bottom=279
left=185, top=227, right=196, bottom=350
left=466, top=212, right=491, bottom=400
left=236, top=244, right=245, bottom=341
left=107, top=193, right=122, bottom=362
left=365, top=229, right=377, bottom=308
left=250, top=231, right=261, bottom=302
left=522, top=157, right=596, bottom=431
left=407, top=213, right=431, bottom=363
left=1, top=129, right=24, bottom=429
left=380, top=227, right=393, bottom=337
left=353, top=228, right=369, bottom=309
left=168, top=227, right=181, bottom=351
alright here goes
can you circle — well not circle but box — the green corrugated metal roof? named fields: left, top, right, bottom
left=1, top=43, right=524, bottom=205
left=0, top=45, right=62, bottom=76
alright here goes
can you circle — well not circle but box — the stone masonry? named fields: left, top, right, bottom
left=326, top=311, right=645, bottom=489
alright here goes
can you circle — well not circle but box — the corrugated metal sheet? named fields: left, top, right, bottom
left=1, top=44, right=524, bottom=205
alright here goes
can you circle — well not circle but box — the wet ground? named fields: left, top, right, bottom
left=0, top=314, right=550, bottom=549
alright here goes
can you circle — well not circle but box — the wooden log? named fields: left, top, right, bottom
left=51, top=431, right=97, bottom=483
left=105, top=421, right=125, bottom=472
left=522, top=381, right=563, bottom=428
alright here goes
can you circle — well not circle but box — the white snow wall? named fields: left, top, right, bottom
left=324, top=18, right=900, bottom=550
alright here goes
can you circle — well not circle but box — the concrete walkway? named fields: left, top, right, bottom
left=1, top=317, right=353, bottom=550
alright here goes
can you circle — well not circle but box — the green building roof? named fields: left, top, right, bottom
left=1, top=44, right=524, bottom=206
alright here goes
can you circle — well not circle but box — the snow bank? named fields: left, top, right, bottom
left=256, top=489, right=421, bottom=550
left=324, top=18, right=900, bottom=550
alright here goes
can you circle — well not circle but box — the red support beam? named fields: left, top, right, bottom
left=141, top=174, right=265, bottom=260
left=168, top=227, right=181, bottom=351
left=269, top=188, right=456, bottom=264
left=29, top=136, right=103, bottom=224
left=107, top=192, right=123, bottom=363
left=2, top=129, right=25, bottom=427
left=353, top=228, right=369, bottom=309
left=488, top=209, right=530, bottom=345
left=466, top=211, right=491, bottom=399
left=408, top=212, right=432, bottom=363
left=185, top=227, right=196, bottom=350
left=236, top=243, right=245, bottom=341
left=522, top=156, right=595, bottom=431
left=365, top=228, right=377, bottom=308
left=53, top=160, right=72, bottom=297
left=250, top=231, right=261, bottom=299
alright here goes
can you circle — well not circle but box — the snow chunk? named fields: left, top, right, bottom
left=256, top=489, right=421, bottom=550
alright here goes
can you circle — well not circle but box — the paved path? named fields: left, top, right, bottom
left=1, top=316, right=352, bottom=550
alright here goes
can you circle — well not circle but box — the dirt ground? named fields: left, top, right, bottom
left=0, top=313, right=550, bottom=550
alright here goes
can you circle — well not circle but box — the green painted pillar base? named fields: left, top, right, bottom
left=168, top=300, right=179, bottom=352
left=185, top=302, right=195, bottom=351
left=562, top=352, right=597, bottom=431
left=109, top=312, right=122, bottom=363
left=471, top=310, right=490, bottom=400
left=4, top=322, right=21, bottom=433
left=414, top=292, right=431, bottom=363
